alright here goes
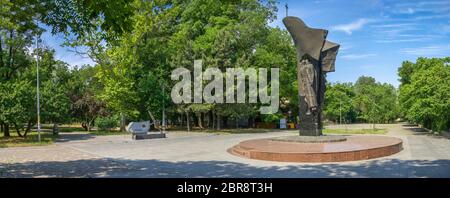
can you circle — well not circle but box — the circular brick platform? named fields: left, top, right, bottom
left=271, top=135, right=347, bottom=143
left=228, top=136, right=403, bottom=163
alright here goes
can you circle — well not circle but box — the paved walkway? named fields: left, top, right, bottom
left=1, top=124, right=450, bottom=178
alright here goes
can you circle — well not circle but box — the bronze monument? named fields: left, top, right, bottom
left=283, top=16, right=340, bottom=136
left=229, top=13, right=402, bottom=163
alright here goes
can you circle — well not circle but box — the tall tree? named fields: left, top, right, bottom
left=353, top=76, right=398, bottom=128
left=324, top=82, right=356, bottom=123
left=398, top=57, right=450, bottom=131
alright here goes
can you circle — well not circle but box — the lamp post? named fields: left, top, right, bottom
left=35, top=32, right=41, bottom=143
left=339, top=97, right=342, bottom=125
left=162, top=85, right=166, bottom=133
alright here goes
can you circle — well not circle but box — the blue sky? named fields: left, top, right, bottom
left=272, top=0, right=450, bottom=87
left=40, top=0, right=450, bottom=88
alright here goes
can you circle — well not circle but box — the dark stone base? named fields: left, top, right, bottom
left=132, top=132, right=166, bottom=140
left=298, top=95, right=322, bottom=136
left=271, top=135, right=347, bottom=143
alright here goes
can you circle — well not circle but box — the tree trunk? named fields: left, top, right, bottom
left=223, top=117, right=228, bottom=128
left=147, top=110, right=160, bottom=131
left=186, top=111, right=190, bottom=131
left=3, top=124, right=10, bottom=137
left=180, top=113, right=184, bottom=128
left=14, top=123, right=23, bottom=137
left=52, top=123, right=59, bottom=135
left=205, top=112, right=210, bottom=129
left=81, top=122, right=88, bottom=131
left=0, top=35, right=4, bottom=68
left=120, top=113, right=126, bottom=132
left=197, top=112, right=203, bottom=130
left=25, top=120, right=33, bottom=133
left=212, top=112, right=215, bottom=130
left=24, top=120, right=34, bottom=137
left=7, top=30, right=14, bottom=80
left=217, top=115, right=221, bottom=130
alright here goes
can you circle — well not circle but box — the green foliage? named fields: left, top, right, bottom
left=324, top=77, right=398, bottom=125
left=262, top=113, right=283, bottom=123
left=323, top=128, right=387, bottom=135
left=4, top=0, right=431, bottom=140
left=91, top=0, right=281, bottom=129
left=324, top=82, right=357, bottom=123
left=353, top=76, right=398, bottom=124
left=0, top=79, right=34, bottom=126
left=398, top=57, right=450, bottom=132
left=43, top=0, right=134, bottom=40
left=96, top=116, right=118, bottom=132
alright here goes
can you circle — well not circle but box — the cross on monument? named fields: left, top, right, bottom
left=285, top=3, right=288, bottom=17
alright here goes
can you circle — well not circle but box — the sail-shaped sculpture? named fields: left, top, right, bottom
left=283, top=16, right=340, bottom=136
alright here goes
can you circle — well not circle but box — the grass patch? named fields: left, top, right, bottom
left=41, top=125, right=85, bottom=133
left=0, top=131, right=57, bottom=148
left=323, top=128, right=387, bottom=135
left=195, top=128, right=285, bottom=135
left=88, top=131, right=129, bottom=136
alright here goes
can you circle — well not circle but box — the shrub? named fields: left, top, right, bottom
left=96, top=116, right=118, bottom=132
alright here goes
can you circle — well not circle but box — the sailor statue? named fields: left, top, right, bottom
left=283, top=16, right=340, bottom=136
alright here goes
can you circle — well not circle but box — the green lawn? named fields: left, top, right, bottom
left=44, top=124, right=128, bottom=136
left=41, top=124, right=85, bottom=132
left=0, top=125, right=128, bottom=148
left=323, top=128, right=387, bottom=135
left=170, top=128, right=388, bottom=135
left=88, top=131, right=129, bottom=136
left=183, top=128, right=387, bottom=135
left=189, top=128, right=285, bottom=135
left=0, top=131, right=57, bottom=148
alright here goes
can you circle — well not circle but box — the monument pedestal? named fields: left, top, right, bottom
left=298, top=95, right=322, bottom=136
left=228, top=136, right=403, bottom=162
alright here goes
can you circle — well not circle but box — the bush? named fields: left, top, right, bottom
left=262, top=113, right=284, bottom=123
left=96, top=116, right=118, bottom=132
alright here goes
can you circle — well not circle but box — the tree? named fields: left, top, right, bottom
left=324, top=82, right=356, bottom=123
left=398, top=57, right=450, bottom=132
left=0, top=0, right=45, bottom=137
left=67, top=65, right=108, bottom=131
left=353, top=76, right=398, bottom=128
left=72, top=92, right=107, bottom=131
left=94, top=0, right=280, bottom=131
left=0, top=79, right=34, bottom=137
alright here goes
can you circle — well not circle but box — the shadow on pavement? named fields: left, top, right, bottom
left=2, top=158, right=450, bottom=178
left=402, top=125, right=450, bottom=140
left=55, top=133, right=96, bottom=143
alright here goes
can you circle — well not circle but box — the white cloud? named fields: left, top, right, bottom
left=414, top=13, right=450, bottom=20
left=400, top=45, right=450, bottom=56
left=340, top=53, right=377, bottom=60
left=371, top=23, right=416, bottom=28
left=391, top=0, right=450, bottom=14
left=395, top=7, right=415, bottom=14
left=375, top=35, right=440, bottom=43
left=440, top=25, right=450, bottom=34
left=338, top=44, right=352, bottom=52
left=331, top=18, right=373, bottom=35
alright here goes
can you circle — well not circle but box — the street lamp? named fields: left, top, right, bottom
left=339, top=98, right=342, bottom=125
left=162, top=84, right=166, bottom=134
left=35, top=32, right=41, bottom=143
